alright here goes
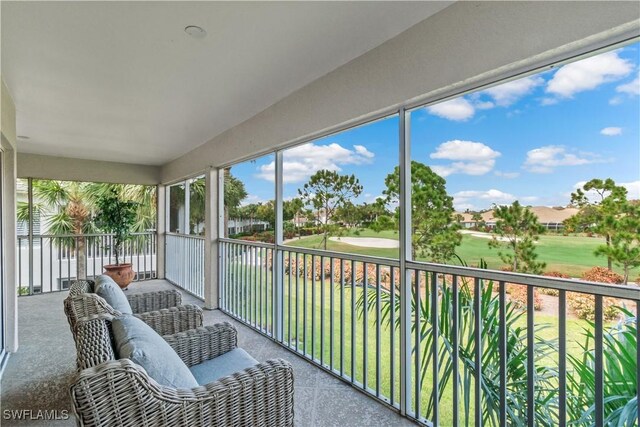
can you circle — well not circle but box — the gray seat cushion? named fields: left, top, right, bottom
left=190, top=348, right=258, bottom=385
left=95, top=275, right=132, bottom=314
left=112, top=314, right=198, bottom=389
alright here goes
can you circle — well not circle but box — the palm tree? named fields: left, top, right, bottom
left=188, top=177, right=206, bottom=235
left=17, top=180, right=156, bottom=279
left=223, top=168, right=248, bottom=236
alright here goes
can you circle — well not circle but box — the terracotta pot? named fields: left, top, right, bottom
left=104, top=263, right=135, bottom=289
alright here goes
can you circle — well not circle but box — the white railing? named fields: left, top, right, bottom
left=17, top=232, right=156, bottom=295
left=165, top=233, right=205, bottom=299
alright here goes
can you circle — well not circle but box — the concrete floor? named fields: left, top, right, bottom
left=1, top=279, right=415, bottom=426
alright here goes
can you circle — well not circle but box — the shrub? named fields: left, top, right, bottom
left=506, top=284, right=543, bottom=311
left=566, top=292, right=619, bottom=321
left=332, top=259, right=351, bottom=283
left=581, top=266, right=623, bottom=284
left=330, top=261, right=379, bottom=286
left=549, top=268, right=622, bottom=320
left=255, top=231, right=275, bottom=243
left=299, top=227, right=321, bottom=236
left=539, top=271, right=571, bottom=296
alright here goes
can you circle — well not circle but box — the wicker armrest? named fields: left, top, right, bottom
left=164, top=322, right=238, bottom=367
left=73, top=314, right=116, bottom=370
left=71, top=358, right=294, bottom=427
left=64, top=294, right=120, bottom=334
left=127, top=289, right=182, bottom=313
left=134, top=304, right=204, bottom=335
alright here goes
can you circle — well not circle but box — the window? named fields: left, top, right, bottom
left=223, top=154, right=275, bottom=240
left=168, top=183, right=185, bottom=233
left=189, top=176, right=205, bottom=235
left=409, top=42, right=639, bottom=277
left=282, top=115, right=399, bottom=257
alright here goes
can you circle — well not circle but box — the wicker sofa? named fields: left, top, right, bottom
left=69, top=313, right=294, bottom=426
left=64, top=277, right=203, bottom=336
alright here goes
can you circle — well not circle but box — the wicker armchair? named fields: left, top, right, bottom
left=70, top=314, right=294, bottom=427
left=64, top=279, right=203, bottom=336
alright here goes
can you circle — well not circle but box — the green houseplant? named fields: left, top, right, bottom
left=94, top=188, right=139, bottom=289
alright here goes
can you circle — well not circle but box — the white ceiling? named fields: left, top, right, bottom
left=2, top=1, right=452, bottom=165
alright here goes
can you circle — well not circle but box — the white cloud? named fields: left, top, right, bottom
left=600, top=127, right=622, bottom=136
left=609, top=96, right=624, bottom=106
left=524, top=145, right=599, bottom=173
left=573, top=180, right=640, bottom=200
left=241, top=194, right=267, bottom=206
left=455, top=203, right=477, bottom=212
left=429, top=140, right=500, bottom=177
left=431, top=140, right=500, bottom=161
left=623, top=181, right=640, bottom=199
left=546, top=51, right=633, bottom=98
left=426, top=97, right=475, bottom=121
left=521, top=196, right=540, bottom=204
left=453, top=189, right=539, bottom=210
left=255, top=142, right=375, bottom=183
left=494, top=171, right=520, bottom=179
left=475, top=100, right=495, bottom=110
left=540, top=97, right=559, bottom=106
left=454, top=189, right=516, bottom=201
left=482, top=76, right=544, bottom=107
left=616, top=72, right=640, bottom=96
left=354, top=144, right=374, bottom=159
left=453, top=189, right=516, bottom=210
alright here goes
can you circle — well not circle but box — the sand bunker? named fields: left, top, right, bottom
left=329, top=236, right=399, bottom=248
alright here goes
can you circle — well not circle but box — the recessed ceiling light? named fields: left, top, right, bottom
left=17, top=135, right=30, bottom=140
left=185, top=25, right=206, bottom=39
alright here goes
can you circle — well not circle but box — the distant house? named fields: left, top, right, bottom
left=227, top=218, right=270, bottom=235
left=292, top=208, right=328, bottom=228
left=455, top=206, right=579, bottom=231
left=456, top=213, right=476, bottom=229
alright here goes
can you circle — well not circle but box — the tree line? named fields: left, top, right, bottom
left=226, top=165, right=639, bottom=283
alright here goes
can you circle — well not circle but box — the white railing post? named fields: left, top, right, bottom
left=156, top=184, right=166, bottom=279
left=27, top=178, right=34, bottom=291
left=204, top=168, right=219, bottom=309
left=217, top=169, right=225, bottom=308
left=399, top=107, right=412, bottom=416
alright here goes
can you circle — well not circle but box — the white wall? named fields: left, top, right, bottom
left=1, top=77, right=18, bottom=353
left=161, top=1, right=640, bottom=183
left=18, top=153, right=160, bottom=185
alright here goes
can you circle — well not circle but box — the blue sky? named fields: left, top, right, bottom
left=230, top=42, right=640, bottom=212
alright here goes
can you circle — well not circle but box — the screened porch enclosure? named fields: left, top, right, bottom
left=3, top=2, right=639, bottom=426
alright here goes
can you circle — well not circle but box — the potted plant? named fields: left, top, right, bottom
left=94, top=188, right=139, bottom=289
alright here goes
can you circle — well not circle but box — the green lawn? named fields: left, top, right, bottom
left=223, top=261, right=608, bottom=426
left=284, top=229, right=640, bottom=279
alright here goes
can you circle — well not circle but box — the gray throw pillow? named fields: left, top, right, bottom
left=94, top=275, right=132, bottom=314
left=111, top=314, right=198, bottom=389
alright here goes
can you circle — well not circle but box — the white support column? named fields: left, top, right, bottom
left=183, top=179, right=190, bottom=235
left=156, top=184, right=166, bottom=279
left=204, top=167, right=219, bottom=309
left=399, top=108, right=412, bottom=416
left=273, top=151, right=284, bottom=342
